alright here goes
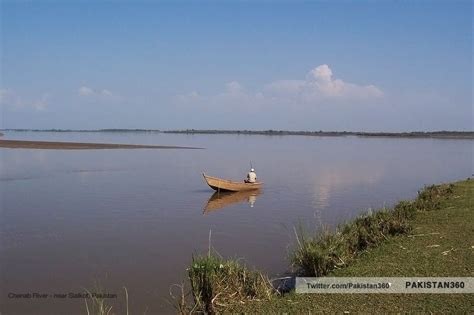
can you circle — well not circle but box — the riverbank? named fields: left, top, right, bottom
left=164, top=129, right=474, bottom=139
left=184, top=179, right=473, bottom=313
left=3, top=129, right=474, bottom=139
left=0, top=139, right=202, bottom=150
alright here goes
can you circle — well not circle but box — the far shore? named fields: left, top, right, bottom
left=2, top=129, right=473, bottom=139
left=164, top=129, right=474, bottom=139
left=0, top=139, right=202, bottom=150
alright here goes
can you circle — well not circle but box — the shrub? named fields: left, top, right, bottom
left=414, top=184, right=454, bottom=211
left=292, top=229, right=348, bottom=277
left=188, top=254, right=274, bottom=313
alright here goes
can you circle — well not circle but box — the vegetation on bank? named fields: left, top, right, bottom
left=181, top=179, right=473, bottom=313
left=181, top=254, right=275, bottom=313
left=2, top=128, right=474, bottom=139
left=164, top=129, right=474, bottom=139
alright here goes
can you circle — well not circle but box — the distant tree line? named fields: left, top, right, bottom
left=163, top=129, right=474, bottom=139
left=1, top=129, right=473, bottom=139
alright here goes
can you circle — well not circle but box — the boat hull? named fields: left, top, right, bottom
left=202, top=173, right=262, bottom=192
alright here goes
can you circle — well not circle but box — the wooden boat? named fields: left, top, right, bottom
left=203, top=190, right=261, bottom=214
left=202, top=173, right=262, bottom=192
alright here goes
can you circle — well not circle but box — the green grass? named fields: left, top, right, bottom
left=292, top=205, right=413, bottom=277
left=183, top=253, right=275, bottom=313
left=227, top=179, right=474, bottom=313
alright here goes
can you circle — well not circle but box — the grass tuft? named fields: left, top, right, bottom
left=413, top=184, right=454, bottom=211
left=187, top=253, right=275, bottom=313
left=293, top=227, right=347, bottom=277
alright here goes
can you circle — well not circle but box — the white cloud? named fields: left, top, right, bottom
left=175, top=64, right=383, bottom=109
left=175, top=91, right=201, bottom=103
left=225, top=81, right=243, bottom=94
left=78, top=86, right=118, bottom=100
left=31, top=94, right=49, bottom=111
left=308, top=64, right=333, bottom=82
left=264, top=80, right=305, bottom=95
left=78, top=86, right=94, bottom=96
left=176, top=80, right=258, bottom=111
left=0, top=88, right=49, bottom=111
left=267, top=64, right=384, bottom=101
left=100, top=89, right=113, bottom=97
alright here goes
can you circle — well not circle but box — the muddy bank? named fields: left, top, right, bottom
left=0, top=139, right=202, bottom=150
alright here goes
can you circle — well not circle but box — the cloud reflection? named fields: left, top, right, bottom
left=311, top=165, right=385, bottom=222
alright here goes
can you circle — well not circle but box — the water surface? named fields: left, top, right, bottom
left=1, top=131, right=472, bottom=314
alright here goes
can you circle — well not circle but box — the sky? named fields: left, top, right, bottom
left=0, top=1, right=472, bottom=131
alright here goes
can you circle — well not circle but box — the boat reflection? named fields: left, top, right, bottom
left=203, top=190, right=261, bottom=214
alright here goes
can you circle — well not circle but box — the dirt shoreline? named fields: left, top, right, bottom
left=0, top=139, right=202, bottom=150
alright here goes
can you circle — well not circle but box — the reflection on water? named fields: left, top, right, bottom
left=203, top=190, right=261, bottom=214
left=312, top=165, right=385, bottom=209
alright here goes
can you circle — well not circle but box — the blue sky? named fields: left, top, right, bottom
left=0, top=1, right=472, bottom=131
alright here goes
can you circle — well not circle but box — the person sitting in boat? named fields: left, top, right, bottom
left=245, top=168, right=257, bottom=183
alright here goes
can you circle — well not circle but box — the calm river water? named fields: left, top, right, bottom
left=1, top=131, right=472, bottom=314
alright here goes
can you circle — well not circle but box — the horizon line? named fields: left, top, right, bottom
left=1, top=128, right=473, bottom=134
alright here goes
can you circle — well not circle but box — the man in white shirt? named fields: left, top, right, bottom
left=245, top=168, right=257, bottom=183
